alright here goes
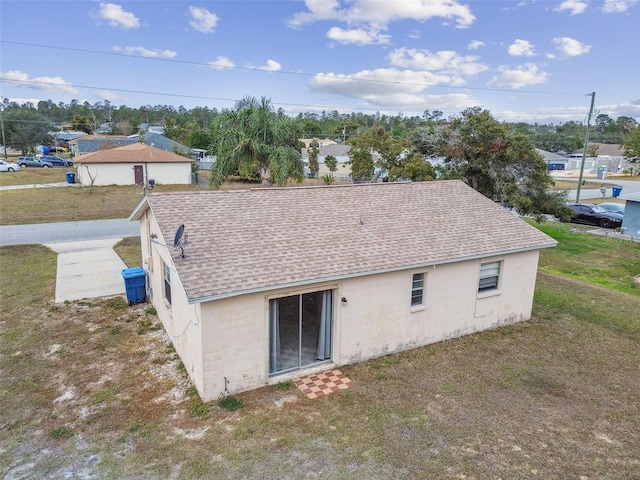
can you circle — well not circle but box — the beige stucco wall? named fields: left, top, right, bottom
left=318, top=162, right=351, bottom=178
left=140, top=208, right=542, bottom=401
left=77, top=162, right=191, bottom=186
left=139, top=211, right=205, bottom=395
left=336, top=252, right=539, bottom=365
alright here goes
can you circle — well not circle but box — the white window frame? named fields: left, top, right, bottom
left=478, top=261, right=501, bottom=294
left=163, top=262, right=172, bottom=306
left=410, top=273, right=425, bottom=308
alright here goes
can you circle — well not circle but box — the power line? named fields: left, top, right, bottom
left=2, top=40, right=588, bottom=97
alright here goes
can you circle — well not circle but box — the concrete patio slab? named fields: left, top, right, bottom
left=46, top=238, right=128, bottom=303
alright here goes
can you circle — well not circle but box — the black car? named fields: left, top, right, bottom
left=567, top=203, right=623, bottom=229
left=40, top=155, right=74, bottom=167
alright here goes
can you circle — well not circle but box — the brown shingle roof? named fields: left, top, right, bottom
left=573, top=143, right=623, bottom=156
left=74, top=143, right=192, bottom=164
left=132, top=181, right=556, bottom=302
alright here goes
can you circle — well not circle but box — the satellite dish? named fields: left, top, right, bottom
left=173, top=224, right=185, bottom=249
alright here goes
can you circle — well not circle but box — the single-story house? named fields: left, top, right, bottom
left=300, top=138, right=339, bottom=149
left=75, top=143, right=193, bottom=187
left=302, top=144, right=382, bottom=179
left=69, top=135, right=137, bottom=155
left=536, top=149, right=568, bottom=170
left=71, top=133, right=203, bottom=161
left=620, top=191, right=640, bottom=238
left=129, top=180, right=556, bottom=401
left=568, top=143, right=628, bottom=173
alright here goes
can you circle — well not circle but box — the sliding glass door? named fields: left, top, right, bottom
left=269, top=290, right=333, bottom=375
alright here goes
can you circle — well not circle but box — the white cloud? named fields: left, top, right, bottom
left=189, top=6, right=219, bottom=33
left=249, top=60, right=282, bottom=72
left=309, top=68, right=478, bottom=110
left=112, top=46, right=177, bottom=58
left=96, top=90, right=121, bottom=101
left=508, top=39, right=536, bottom=57
left=207, top=57, right=234, bottom=70
left=94, top=2, right=140, bottom=29
left=553, top=37, right=591, bottom=56
left=554, top=0, right=588, bottom=15
left=388, top=48, right=489, bottom=76
left=311, top=69, right=457, bottom=96
left=602, top=0, right=639, bottom=12
left=289, top=0, right=476, bottom=33
left=0, top=70, right=79, bottom=94
left=408, top=30, right=421, bottom=40
left=468, top=40, right=485, bottom=50
left=327, top=27, right=391, bottom=45
left=486, top=63, right=550, bottom=89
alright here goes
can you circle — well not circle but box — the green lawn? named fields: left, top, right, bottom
left=531, top=220, right=640, bottom=295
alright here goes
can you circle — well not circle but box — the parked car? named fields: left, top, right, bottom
left=17, top=156, right=53, bottom=168
left=40, top=155, right=74, bottom=167
left=0, top=160, right=21, bottom=172
left=48, top=145, right=68, bottom=153
left=598, top=202, right=625, bottom=215
left=566, top=203, right=623, bottom=229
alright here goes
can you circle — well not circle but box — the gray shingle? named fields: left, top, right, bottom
left=139, top=180, right=556, bottom=302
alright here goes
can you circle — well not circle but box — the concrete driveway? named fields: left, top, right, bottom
left=46, top=238, right=127, bottom=303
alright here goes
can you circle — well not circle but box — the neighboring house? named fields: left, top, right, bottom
left=303, top=144, right=353, bottom=179
left=568, top=143, right=627, bottom=173
left=620, top=191, right=640, bottom=238
left=300, top=138, right=338, bottom=149
left=129, top=180, right=556, bottom=401
left=141, top=133, right=192, bottom=157
left=95, top=123, right=112, bottom=134
left=71, top=133, right=196, bottom=159
left=70, top=135, right=137, bottom=155
left=75, top=143, right=193, bottom=187
left=137, top=123, right=165, bottom=135
left=536, top=149, right=568, bottom=169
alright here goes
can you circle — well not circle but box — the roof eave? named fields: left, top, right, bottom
left=185, top=242, right=557, bottom=305
left=129, top=196, right=150, bottom=221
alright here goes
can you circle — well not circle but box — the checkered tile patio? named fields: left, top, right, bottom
left=293, top=369, right=354, bottom=399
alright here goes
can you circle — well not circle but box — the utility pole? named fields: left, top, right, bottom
left=0, top=105, right=7, bottom=159
left=575, top=91, right=596, bottom=204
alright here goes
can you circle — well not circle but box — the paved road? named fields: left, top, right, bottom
left=557, top=177, right=640, bottom=201
left=0, top=218, right=139, bottom=247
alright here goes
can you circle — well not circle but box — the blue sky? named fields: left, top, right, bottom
left=1, top=0, right=639, bottom=124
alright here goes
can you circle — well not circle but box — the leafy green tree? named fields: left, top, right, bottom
left=211, top=96, right=303, bottom=187
left=71, top=114, right=93, bottom=134
left=3, top=108, right=53, bottom=154
left=391, top=154, right=435, bottom=182
left=415, top=107, right=570, bottom=221
left=617, top=116, right=637, bottom=136
left=113, top=120, right=134, bottom=136
left=187, top=130, right=212, bottom=150
left=324, top=154, right=338, bottom=173
left=622, top=125, right=640, bottom=164
left=308, top=140, right=319, bottom=177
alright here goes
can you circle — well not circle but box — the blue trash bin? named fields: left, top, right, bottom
left=121, top=267, right=146, bottom=305
left=612, top=186, right=622, bottom=198
left=66, top=171, right=76, bottom=184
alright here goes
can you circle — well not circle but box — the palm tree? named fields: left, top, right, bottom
left=211, top=96, right=303, bottom=187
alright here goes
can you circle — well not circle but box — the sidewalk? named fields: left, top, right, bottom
left=0, top=181, right=79, bottom=191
